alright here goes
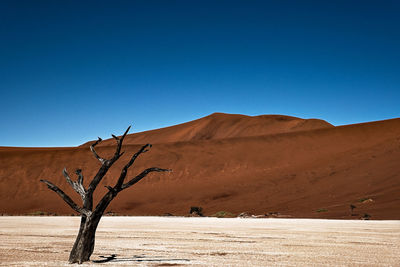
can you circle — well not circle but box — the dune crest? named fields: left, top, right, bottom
left=83, top=112, right=333, bottom=146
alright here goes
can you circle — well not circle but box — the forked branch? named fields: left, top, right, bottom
left=110, top=126, right=131, bottom=161
left=87, top=126, right=131, bottom=193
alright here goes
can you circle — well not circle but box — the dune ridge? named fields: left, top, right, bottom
left=81, top=112, right=333, bottom=146
left=1, top=113, right=399, bottom=219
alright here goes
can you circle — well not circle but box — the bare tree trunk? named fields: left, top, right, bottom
left=69, top=216, right=100, bottom=263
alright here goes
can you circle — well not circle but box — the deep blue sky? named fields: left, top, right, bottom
left=1, top=0, right=399, bottom=147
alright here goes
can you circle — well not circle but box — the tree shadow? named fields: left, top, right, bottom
left=92, top=254, right=190, bottom=264
left=92, top=254, right=117, bottom=263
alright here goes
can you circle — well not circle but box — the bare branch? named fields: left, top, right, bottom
left=114, top=144, right=152, bottom=190
left=111, top=126, right=131, bottom=161
left=63, top=167, right=74, bottom=187
left=90, top=137, right=106, bottom=164
left=127, top=144, right=151, bottom=169
left=121, top=167, right=171, bottom=190
left=92, top=137, right=102, bottom=147
left=75, top=169, right=83, bottom=185
left=62, top=168, right=86, bottom=200
left=40, top=179, right=91, bottom=216
left=122, top=126, right=131, bottom=138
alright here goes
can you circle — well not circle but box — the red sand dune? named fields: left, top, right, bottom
left=1, top=113, right=399, bottom=219
left=81, top=112, right=334, bottom=146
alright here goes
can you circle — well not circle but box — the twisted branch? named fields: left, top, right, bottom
left=62, top=168, right=86, bottom=200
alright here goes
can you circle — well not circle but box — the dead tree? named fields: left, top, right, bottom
left=40, top=126, right=170, bottom=264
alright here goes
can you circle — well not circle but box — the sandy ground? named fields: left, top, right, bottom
left=0, top=217, right=399, bottom=266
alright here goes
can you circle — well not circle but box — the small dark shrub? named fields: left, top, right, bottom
left=190, top=206, right=204, bottom=216
left=362, top=213, right=371, bottom=220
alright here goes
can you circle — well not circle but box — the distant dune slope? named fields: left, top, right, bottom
left=1, top=114, right=399, bottom=219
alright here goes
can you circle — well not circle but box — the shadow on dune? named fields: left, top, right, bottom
left=92, top=254, right=190, bottom=264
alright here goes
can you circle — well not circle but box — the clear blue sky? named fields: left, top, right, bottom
left=1, top=0, right=399, bottom=147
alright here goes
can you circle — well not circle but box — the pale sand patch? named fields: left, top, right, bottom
left=0, top=217, right=399, bottom=266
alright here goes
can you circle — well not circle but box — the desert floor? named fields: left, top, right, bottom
left=0, top=217, right=399, bottom=266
